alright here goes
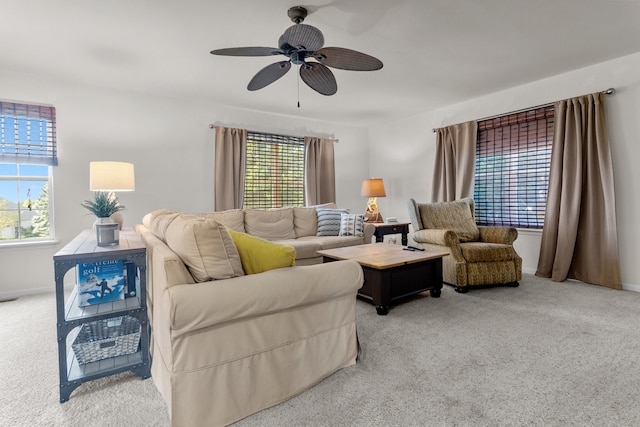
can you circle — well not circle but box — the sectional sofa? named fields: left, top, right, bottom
left=134, top=205, right=371, bottom=425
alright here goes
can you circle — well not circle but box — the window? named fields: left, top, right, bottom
left=243, top=132, right=305, bottom=209
left=0, top=101, right=56, bottom=242
left=473, top=106, right=554, bottom=229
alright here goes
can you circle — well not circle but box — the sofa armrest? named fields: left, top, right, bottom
left=413, top=229, right=458, bottom=246
left=363, top=223, right=375, bottom=244
left=135, top=224, right=195, bottom=292
left=478, top=226, right=518, bottom=245
left=166, top=260, right=364, bottom=336
left=412, top=229, right=464, bottom=261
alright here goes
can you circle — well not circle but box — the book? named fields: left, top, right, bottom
left=124, top=261, right=138, bottom=298
left=77, top=260, right=126, bottom=307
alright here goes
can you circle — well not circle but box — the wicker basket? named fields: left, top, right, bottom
left=72, top=316, right=141, bottom=365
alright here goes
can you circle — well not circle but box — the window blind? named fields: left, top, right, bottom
left=243, top=131, right=305, bottom=209
left=474, top=106, right=554, bottom=229
left=0, top=101, right=57, bottom=166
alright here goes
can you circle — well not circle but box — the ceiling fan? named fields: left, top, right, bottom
left=210, top=6, right=383, bottom=96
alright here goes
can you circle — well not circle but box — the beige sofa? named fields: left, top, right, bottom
left=134, top=207, right=367, bottom=426
left=144, top=205, right=373, bottom=265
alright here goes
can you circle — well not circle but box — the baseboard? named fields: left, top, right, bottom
left=522, top=269, right=638, bottom=293
left=623, top=283, right=640, bottom=293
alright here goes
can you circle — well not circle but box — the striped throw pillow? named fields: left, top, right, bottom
left=316, top=208, right=350, bottom=236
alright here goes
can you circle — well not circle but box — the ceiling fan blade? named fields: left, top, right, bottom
left=210, top=47, right=282, bottom=57
left=279, top=24, right=324, bottom=51
left=299, top=62, right=337, bottom=96
left=314, top=47, right=383, bottom=71
left=247, top=61, right=292, bottom=91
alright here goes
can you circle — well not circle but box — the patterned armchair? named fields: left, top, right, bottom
left=407, top=198, right=522, bottom=293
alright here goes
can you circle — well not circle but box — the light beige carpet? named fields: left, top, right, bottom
left=2, top=274, right=640, bottom=426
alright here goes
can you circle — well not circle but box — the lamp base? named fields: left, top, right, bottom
left=365, top=210, right=384, bottom=223
left=365, top=197, right=384, bottom=223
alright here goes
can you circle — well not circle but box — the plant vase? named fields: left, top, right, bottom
left=95, top=217, right=119, bottom=246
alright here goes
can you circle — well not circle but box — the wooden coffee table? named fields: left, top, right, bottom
left=318, top=245, right=448, bottom=315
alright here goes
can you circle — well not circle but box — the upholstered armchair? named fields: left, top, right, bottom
left=407, top=198, right=522, bottom=293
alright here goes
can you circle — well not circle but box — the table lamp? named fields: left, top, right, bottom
left=361, top=178, right=386, bottom=223
left=90, top=161, right=135, bottom=230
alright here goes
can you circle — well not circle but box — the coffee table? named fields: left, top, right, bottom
left=318, top=244, right=448, bottom=315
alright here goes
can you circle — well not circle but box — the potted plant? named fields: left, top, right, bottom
left=81, top=192, right=125, bottom=246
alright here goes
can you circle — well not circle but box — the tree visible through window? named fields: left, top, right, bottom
left=243, top=132, right=305, bottom=209
left=0, top=164, right=52, bottom=240
left=0, top=101, right=56, bottom=242
left=474, top=106, right=554, bottom=229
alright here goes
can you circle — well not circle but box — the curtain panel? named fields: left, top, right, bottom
left=214, top=126, right=247, bottom=211
left=431, top=121, right=478, bottom=202
left=304, top=137, right=336, bottom=205
left=536, top=92, right=622, bottom=289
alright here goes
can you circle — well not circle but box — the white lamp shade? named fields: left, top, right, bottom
left=90, top=161, right=135, bottom=191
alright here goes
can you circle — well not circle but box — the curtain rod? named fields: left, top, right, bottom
left=431, top=88, right=616, bottom=133
left=208, top=123, right=339, bottom=142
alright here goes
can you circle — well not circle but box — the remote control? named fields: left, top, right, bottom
left=407, top=246, right=425, bottom=251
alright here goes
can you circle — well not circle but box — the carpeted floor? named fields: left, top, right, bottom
left=2, top=274, right=640, bottom=426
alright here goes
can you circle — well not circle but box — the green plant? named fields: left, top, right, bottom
left=81, top=192, right=125, bottom=218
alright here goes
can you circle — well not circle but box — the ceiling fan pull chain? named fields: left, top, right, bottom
left=297, top=68, right=301, bottom=108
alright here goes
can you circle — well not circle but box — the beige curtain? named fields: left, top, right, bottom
left=214, top=126, right=247, bottom=211
left=431, top=121, right=478, bottom=202
left=305, top=137, right=336, bottom=205
left=536, top=93, right=622, bottom=289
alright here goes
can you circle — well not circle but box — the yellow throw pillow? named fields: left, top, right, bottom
left=227, top=229, right=296, bottom=275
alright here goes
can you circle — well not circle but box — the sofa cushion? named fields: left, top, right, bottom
left=227, top=229, right=296, bottom=274
left=316, top=208, right=350, bottom=236
left=271, top=238, right=322, bottom=259
left=244, top=208, right=297, bottom=240
left=460, top=242, right=518, bottom=263
left=339, top=213, right=365, bottom=237
left=146, top=209, right=181, bottom=242
left=293, top=207, right=318, bottom=238
left=200, top=209, right=245, bottom=233
left=419, top=198, right=480, bottom=242
left=293, top=203, right=337, bottom=237
left=299, top=235, right=365, bottom=250
left=165, top=217, right=244, bottom=282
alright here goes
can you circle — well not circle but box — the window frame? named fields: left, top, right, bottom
left=242, top=131, right=306, bottom=209
left=0, top=100, right=57, bottom=244
left=0, top=164, right=55, bottom=243
left=473, top=105, right=554, bottom=230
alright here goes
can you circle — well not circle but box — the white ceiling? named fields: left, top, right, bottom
left=4, top=0, right=640, bottom=127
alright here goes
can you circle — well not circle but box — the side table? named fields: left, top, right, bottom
left=371, top=222, right=411, bottom=246
left=54, top=229, right=150, bottom=402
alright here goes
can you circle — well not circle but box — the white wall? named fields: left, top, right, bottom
left=0, top=70, right=369, bottom=297
left=3, top=51, right=639, bottom=296
left=368, top=52, right=640, bottom=289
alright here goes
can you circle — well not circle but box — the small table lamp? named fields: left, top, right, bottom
left=361, top=178, right=386, bottom=223
left=90, top=161, right=135, bottom=230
